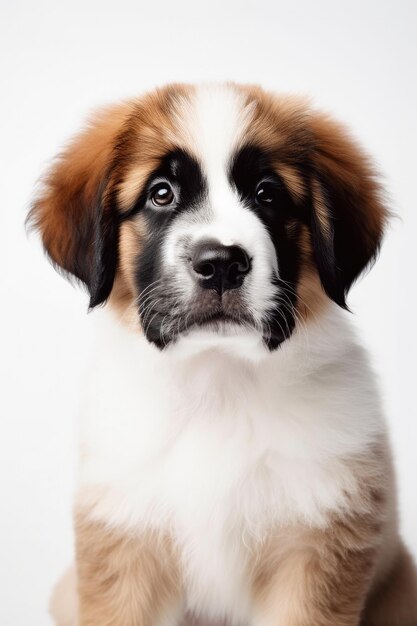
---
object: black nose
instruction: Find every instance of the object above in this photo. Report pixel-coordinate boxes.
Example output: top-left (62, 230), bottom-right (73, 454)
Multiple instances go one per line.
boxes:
top-left (191, 241), bottom-right (251, 294)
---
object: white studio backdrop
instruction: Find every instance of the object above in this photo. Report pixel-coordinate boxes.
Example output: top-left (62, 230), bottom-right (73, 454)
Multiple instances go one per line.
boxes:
top-left (1, 0), bottom-right (416, 624)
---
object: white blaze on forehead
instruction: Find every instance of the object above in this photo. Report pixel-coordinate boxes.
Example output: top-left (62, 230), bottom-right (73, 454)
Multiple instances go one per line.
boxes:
top-left (179, 83), bottom-right (255, 179)
top-left (175, 84), bottom-right (258, 250)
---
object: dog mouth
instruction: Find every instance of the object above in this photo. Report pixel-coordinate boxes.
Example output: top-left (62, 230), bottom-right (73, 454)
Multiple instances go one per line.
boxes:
top-left (170, 309), bottom-right (260, 348)
top-left (175, 307), bottom-right (293, 351)
top-left (186, 311), bottom-right (251, 331)
top-left (139, 289), bottom-right (293, 351)
top-left (142, 304), bottom-right (257, 348)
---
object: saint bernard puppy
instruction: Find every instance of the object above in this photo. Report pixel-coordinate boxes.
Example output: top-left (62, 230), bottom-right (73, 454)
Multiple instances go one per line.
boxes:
top-left (30, 83), bottom-right (417, 626)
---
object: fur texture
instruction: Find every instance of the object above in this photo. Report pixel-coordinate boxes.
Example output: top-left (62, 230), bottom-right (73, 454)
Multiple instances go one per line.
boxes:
top-left (30, 83), bottom-right (416, 626)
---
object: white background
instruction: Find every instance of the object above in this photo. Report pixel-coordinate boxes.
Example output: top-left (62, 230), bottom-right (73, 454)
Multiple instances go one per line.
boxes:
top-left (1, 0), bottom-right (416, 624)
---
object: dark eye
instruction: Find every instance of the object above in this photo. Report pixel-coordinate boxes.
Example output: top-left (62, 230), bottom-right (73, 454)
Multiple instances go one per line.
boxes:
top-left (151, 182), bottom-right (175, 207)
top-left (255, 181), bottom-right (279, 207)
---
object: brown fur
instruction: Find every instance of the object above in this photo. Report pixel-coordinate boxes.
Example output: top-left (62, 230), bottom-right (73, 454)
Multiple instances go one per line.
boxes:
top-left (309, 110), bottom-right (386, 250)
top-left (250, 443), bottom-right (417, 626)
top-left (362, 544), bottom-right (417, 626)
top-left (107, 219), bottom-right (147, 324)
top-left (252, 523), bottom-right (377, 626)
top-left (109, 83), bottom-right (194, 213)
top-left (29, 101), bottom-right (133, 277)
top-left (311, 176), bottom-right (332, 239)
top-left (75, 510), bottom-right (181, 626)
top-left (276, 163), bottom-right (307, 203)
top-left (293, 223), bottom-right (329, 323)
top-left (251, 516), bottom-right (380, 622)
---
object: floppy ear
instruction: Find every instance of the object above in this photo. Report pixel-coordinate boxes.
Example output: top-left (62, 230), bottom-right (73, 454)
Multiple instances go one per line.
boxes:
top-left (28, 103), bottom-right (131, 308)
top-left (309, 114), bottom-right (389, 308)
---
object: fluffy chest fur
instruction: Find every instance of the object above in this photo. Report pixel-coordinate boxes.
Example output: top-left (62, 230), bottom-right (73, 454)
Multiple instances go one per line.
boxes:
top-left (78, 307), bottom-right (383, 621)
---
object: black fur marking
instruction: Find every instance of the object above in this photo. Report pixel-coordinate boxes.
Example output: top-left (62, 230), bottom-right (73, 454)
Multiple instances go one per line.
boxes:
top-left (85, 176), bottom-right (120, 309)
top-left (124, 149), bottom-right (208, 220)
top-left (230, 145), bottom-right (303, 349)
top-left (134, 150), bottom-right (208, 344)
top-left (308, 176), bottom-right (346, 309)
top-left (309, 172), bottom-right (381, 310)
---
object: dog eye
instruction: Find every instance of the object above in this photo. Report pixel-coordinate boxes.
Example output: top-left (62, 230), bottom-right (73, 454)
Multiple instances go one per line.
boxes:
top-left (255, 181), bottom-right (280, 207)
top-left (151, 182), bottom-right (175, 207)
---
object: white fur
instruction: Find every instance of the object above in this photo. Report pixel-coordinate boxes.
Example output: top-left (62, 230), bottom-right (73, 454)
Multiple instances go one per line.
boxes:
top-left (78, 304), bottom-right (385, 624)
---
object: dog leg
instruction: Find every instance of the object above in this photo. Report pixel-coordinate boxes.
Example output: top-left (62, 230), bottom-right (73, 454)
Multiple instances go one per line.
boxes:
top-left (251, 516), bottom-right (381, 626)
top-left (75, 511), bottom-right (182, 626)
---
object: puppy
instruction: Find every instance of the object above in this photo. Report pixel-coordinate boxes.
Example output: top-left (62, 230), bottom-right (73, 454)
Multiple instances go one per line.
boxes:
top-left (30, 83), bottom-right (417, 626)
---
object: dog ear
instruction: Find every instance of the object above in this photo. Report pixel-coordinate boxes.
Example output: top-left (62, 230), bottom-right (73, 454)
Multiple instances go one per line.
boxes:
top-left (308, 114), bottom-right (389, 308)
top-left (28, 103), bottom-right (131, 308)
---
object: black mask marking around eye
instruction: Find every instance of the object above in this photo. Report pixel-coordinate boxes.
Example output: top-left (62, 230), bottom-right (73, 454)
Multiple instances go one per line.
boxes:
top-left (131, 150), bottom-right (208, 345)
top-left (230, 145), bottom-right (305, 349)
top-left (121, 149), bottom-right (207, 220)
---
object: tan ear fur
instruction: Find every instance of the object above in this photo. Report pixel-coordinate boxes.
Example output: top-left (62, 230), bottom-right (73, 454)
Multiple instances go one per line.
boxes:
top-left (28, 102), bottom-right (133, 306)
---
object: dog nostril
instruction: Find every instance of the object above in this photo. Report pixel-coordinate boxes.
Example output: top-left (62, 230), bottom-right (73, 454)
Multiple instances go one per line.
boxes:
top-left (227, 261), bottom-right (245, 284)
top-left (230, 254), bottom-right (250, 275)
top-left (196, 261), bottom-right (216, 279)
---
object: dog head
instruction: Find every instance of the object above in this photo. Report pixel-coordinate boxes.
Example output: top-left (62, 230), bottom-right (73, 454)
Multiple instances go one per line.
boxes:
top-left (29, 83), bottom-right (388, 352)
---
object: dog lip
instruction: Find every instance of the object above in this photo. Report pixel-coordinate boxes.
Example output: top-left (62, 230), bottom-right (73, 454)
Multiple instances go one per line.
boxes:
top-left (192, 311), bottom-right (244, 326)
top-left (182, 311), bottom-right (256, 335)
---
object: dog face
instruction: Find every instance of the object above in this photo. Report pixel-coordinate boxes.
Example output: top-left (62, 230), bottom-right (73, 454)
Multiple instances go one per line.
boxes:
top-left (132, 145), bottom-right (283, 350)
top-left (30, 83), bottom-right (388, 351)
